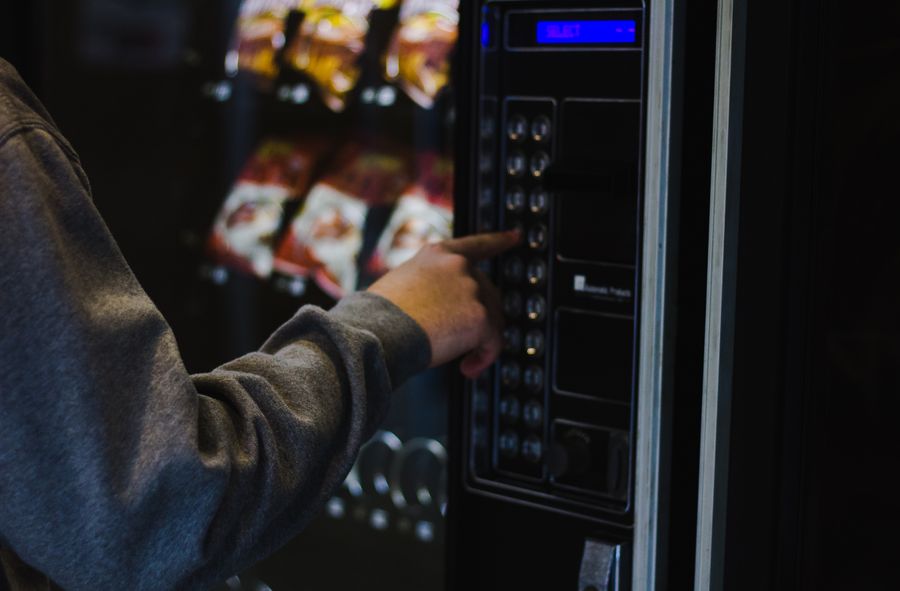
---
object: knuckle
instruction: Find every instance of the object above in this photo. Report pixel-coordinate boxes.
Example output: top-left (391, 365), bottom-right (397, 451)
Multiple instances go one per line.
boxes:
top-left (445, 252), bottom-right (469, 272)
top-left (472, 302), bottom-right (489, 325)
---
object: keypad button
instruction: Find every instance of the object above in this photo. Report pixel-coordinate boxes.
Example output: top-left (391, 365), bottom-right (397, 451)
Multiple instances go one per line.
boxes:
top-left (526, 259), bottom-right (547, 286)
top-left (500, 361), bottom-right (521, 389)
top-left (503, 326), bottom-right (523, 353)
top-left (507, 115), bottom-right (527, 142)
top-left (521, 435), bottom-right (543, 463)
top-left (506, 151), bottom-right (526, 177)
top-left (499, 395), bottom-right (521, 424)
top-left (498, 430), bottom-right (520, 458)
top-left (525, 294), bottom-right (546, 322)
top-left (530, 151), bottom-right (551, 178)
top-left (503, 292), bottom-right (523, 318)
top-left (522, 400), bottom-right (544, 429)
top-left (503, 256), bottom-right (524, 284)
top-left (527, 224), bottom-right (548, 250)
top-left (524, 329), bottom-right (545, 357)
top-left (528, 188), bottom-right (549, 215)
top-left (504, 186), bottom-right (525, 213)
top-left (523, 365), bottom-right (544, 393)
top-left (531, 115), bottom-right (552, 143)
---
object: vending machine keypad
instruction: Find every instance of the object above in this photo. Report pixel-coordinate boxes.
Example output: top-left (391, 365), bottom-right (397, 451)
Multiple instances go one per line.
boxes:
top-left (466, 1), bottom-right (646, 526)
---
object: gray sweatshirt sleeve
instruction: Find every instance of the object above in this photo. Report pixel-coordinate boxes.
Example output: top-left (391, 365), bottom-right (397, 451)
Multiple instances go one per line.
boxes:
top-left (0, 123), bottom-right (431, 588)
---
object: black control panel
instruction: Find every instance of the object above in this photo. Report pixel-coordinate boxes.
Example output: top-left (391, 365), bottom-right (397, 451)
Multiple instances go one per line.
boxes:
top-left (465, 0), bottom-right (646, 526)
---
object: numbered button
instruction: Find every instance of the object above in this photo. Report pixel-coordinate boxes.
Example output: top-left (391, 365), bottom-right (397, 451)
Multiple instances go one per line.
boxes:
top-left (522, 400), bottom-right (544, 429)
top-left (526, 259), bottom-right (547, 286)
top-left (524, 329), bottom-right (545, 357)
top-left (506, 151), bottom-right (526, 177)
top-left (498, 430), bottom-right (520, 458)
top-left (507, 115), bottom-right (527, 142)
top-left (503, 326), bottom-right (523, 353)
top-left (527, 224), bottom-right (548, 251)
top-left (531, 115), bottom-right (552, 143)
top-left (503, 292), bottom-right (523, 318)
top-left (530, 151), bottom-right (551, 178)
top-left (505, 186), bottom-right (526, 213)
top-left (528, 188), bottom-right (549, 215)
top-left (499, 395), bottom-right (521, 425)
top-left (523, 365), bottom-right (544, 393)
top-left (521, 435), bottom-right (543, 463)
top-left (525, 294), bottom-right (546, 322)
top-left (503, 256), bottom-right (524, 284)
top-left (500, 361), bottom-right (521, 389)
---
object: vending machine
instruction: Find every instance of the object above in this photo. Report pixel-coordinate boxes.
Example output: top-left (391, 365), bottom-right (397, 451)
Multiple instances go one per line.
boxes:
top-left (447, 1), bottom-right (715, 589)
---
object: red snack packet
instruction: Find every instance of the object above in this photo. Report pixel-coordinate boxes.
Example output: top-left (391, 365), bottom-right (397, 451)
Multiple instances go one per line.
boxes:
top-left (206, 137), bottom-right (330, 277)
top-left (383, 0), bottom-right (459, 108)
top-left (227, 0), bottom-right (296, 85)
top-left (366, 152), bottom-right (453, 276)
top-left (274, 141), bottom-right (411, 297)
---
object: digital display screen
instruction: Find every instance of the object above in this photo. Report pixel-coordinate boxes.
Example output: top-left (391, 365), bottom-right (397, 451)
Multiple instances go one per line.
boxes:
top-left (537, 20), bottom-right (637, 44)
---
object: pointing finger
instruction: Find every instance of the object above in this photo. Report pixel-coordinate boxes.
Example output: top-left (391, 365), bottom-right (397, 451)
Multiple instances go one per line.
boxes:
top-left (442, 230), bottom-right (520, 261)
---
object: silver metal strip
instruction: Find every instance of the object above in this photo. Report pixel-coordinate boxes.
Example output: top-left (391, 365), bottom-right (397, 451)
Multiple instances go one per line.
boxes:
top-left (633, 0), bottom-right (677, 588)
top-left (694, 0), bottom-right (747, 588)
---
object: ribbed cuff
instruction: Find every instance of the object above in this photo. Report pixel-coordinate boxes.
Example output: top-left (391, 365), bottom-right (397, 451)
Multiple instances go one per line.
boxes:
top-left (328, 291), bottom-right (432, 388)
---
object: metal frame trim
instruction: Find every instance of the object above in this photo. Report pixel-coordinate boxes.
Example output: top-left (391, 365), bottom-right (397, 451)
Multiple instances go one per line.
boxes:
top-left (694, 0), bottom-right (747, 588)
top-left (633, 0), bottom-right (677, 588)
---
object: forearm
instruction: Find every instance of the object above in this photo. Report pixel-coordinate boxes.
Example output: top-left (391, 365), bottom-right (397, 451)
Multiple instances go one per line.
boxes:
top-left (0, 125), bottom-right (430, 589)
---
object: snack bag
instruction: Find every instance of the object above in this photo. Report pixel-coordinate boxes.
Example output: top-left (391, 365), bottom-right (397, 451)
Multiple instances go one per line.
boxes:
top-left (206, 137), bottom-right (329, 277)
top-left (274, 141), bottom-right (410, 297)
top-left (228, 0), bottom-right (296, 84)
top-left (384, 0), bottom-right (458, 108)
top-left (283, 0), bottom-right (396, 111)
top-left (366, 152), bottom-right (453, 276)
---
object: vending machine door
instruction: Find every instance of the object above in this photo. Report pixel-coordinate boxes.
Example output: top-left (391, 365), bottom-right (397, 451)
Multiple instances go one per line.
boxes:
top-left (449, 0), bottom-right (714, 588)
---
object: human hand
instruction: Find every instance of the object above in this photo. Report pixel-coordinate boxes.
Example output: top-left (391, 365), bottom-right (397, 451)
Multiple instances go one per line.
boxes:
top-left (367, 231), bottom-right (520, 378)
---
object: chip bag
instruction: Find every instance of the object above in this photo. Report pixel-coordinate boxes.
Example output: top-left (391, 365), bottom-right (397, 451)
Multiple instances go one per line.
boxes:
top-left (274, 141), bottom-right (410, 297)
top-left (384, 0), bottom-right (458, 108)
top-left (206, 137), bottom-right (329, 277)
top-left (284, 0), bottom-right (396, 111)
top-left (228, 0), bottom-right (296, 84)
top-left (366, 151), bottom-right (453, 277)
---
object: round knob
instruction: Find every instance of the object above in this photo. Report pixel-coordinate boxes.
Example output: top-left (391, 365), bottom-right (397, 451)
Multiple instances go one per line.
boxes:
top-left (504, 292), bottom-right (523, 318)
top-left (499, 395), bottom-right (521, 425)
top-left (507, 151), bottom-right (526, 177)
top-left (358, 430), bottom-right (402, 497)
top-left (503, 326), bottom-right (523, 353)
top-left (503, 256), bottom-right (525, 284)
top-left (505, 186), bottom-right (526, 213)
top-left (529, 188), bottom-right (549, 215)
top-left (507, 115), bottom-right (527, 142)
top-left (498, 429), bottom-right (520, 459)
top-left (500, 361), bottom-right (521, 390)
top-left (389, 438), bottom-right (447, 512)
top-left (531, 115), bottom-right (552, 143)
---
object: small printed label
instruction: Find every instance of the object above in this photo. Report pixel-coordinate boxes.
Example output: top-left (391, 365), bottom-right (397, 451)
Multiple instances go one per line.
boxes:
top-left (573, 274), bottom-right (632, 301)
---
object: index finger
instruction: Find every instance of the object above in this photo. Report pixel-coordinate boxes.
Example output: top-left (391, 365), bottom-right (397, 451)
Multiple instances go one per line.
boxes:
top-left (442, 230), bottom-right (521, 261)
